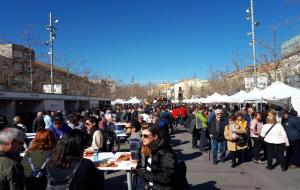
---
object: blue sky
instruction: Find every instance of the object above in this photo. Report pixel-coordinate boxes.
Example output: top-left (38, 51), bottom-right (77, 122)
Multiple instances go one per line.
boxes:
top-left (1, 0), bottom-right (300, 84)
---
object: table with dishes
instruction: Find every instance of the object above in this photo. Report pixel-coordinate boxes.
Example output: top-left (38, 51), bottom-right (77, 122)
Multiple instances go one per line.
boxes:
top-left (84, 151), bottom-right (137, 190)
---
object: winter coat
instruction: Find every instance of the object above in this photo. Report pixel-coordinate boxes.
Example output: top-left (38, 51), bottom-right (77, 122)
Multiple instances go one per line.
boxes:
top-left (282, 117), bottom-right (300, 141)
top-left (47, 158), bottom-right (105, 190)
top-left (47, 123), bottom-right (71, 140)
top-left (195, 112), bottom-right (208, 129)
top-left (261, 123), bottom-right (289, 146)
top-left (136, 139), bottom-right (180, 190)
top-left (0, 152), bottom-right (25, 190)
top-left (208, 118), bottom-right (227, 141)
top-left (236, 119), bottom-right (247, 129)
top-left (21, 149), bottom-right (53, 177)
top-left (32, 117), bottom-right (45, 132)
top-left (188, 115), bottom-right (196, 134)
top-left (224, 123), bottom-right (247, 151)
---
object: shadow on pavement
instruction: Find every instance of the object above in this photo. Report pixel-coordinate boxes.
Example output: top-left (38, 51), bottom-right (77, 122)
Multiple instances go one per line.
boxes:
top-left (173, 128), bottom-right (188, 135)
top-left (175, 149), bottom-right (203, 161)
top-left (191, 181), bottom-right (220, 190)
top-left (171, 139), bottom-right (190, 147)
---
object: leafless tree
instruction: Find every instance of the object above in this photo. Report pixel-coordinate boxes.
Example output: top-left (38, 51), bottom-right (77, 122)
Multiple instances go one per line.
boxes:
top-left (21, 26), bottom-right (41, 91)
top-left (257, 27), bottom-right (283, 82)
top-left (56, 55), bottom-right (82, 95)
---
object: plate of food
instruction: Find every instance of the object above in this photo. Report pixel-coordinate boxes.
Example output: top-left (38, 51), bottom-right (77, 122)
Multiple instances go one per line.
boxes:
top-left (97, 161), bottom-right (118, 167)
top-left (116, 153), bottom-right (131, 162)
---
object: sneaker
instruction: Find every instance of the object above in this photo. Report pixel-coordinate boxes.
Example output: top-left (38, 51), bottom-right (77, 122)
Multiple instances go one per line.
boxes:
top-left (288, 164), bottom-right (299, 169)
top-left (257, 160), bottom-right (265, 164)
top-left (231, 163), bottom-right (237, 168)
top-left (253, 159), bottom-right (259, 164)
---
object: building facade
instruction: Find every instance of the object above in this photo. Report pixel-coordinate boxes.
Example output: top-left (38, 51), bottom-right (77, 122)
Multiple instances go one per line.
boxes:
top-left (0, 44), bottom-right (115, 98)
top-left (0, 44), bottom-right (35, 91)
top-left (173, 79), bottom-right (208, 101)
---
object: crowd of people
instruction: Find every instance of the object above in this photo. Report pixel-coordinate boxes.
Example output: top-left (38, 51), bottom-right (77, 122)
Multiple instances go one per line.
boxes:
top-left (186, 104), bottom-right (300, 171)
top-left (0, 102), bottom-right (299, 190)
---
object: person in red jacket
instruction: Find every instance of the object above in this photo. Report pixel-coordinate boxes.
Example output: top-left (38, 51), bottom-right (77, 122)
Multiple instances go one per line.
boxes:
top-left (180, 105), bottom-right (188, 123)
top-left (172, 106), bottom-right (180, 128)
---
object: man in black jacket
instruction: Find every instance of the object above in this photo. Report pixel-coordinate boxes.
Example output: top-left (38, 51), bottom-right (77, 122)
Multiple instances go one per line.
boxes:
top-left (0, 128), bottom-right (26, 190)
top-left (32, 112), bottom-right (45, 132)
top-left (208, 109), bottom-right (228, 165)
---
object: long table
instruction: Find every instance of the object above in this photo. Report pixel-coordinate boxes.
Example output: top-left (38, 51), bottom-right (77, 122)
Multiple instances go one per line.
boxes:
top-left (85, 152), bottom-right (137, 190)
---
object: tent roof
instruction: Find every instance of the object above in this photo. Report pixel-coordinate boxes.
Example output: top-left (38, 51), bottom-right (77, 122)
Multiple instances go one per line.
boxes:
top-left (261, 81), bottom-right (300, 100)
top-left (243, 88), bottom-right (263, 101)
top-left (229, 90), bottom-right (248, 103)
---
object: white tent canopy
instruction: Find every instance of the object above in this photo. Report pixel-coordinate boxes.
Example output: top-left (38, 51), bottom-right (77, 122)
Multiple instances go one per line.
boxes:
top-left (229, 90), bottom-right (248, 103)
top-left (111, 98), bottom-right (126, 105)
top-left (242, 88), bottom-right (263, 102)
top-left (261, 81), bottom-right (300, 100)
top-left (204, 92), bottom-right (230, 103)
top-left (126, 97), bottom-right (141, 104)
top-left (261, 81), bottom-right (300, 114)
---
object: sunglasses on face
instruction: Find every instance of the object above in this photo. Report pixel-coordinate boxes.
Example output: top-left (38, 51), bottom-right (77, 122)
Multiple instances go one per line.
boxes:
top-left (217, 113), bottom-right (222, 115)
top-left (85, 123), bottom-right (92, 126)
top-left (140, 134), bottom-right (152, 139)
top-left (54, 123), bottom-right (62, 125)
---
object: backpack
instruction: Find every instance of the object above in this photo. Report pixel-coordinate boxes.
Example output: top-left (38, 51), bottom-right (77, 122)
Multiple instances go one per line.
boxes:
top-left (25, 156), bottom-right (50, 190)
top-left (46, 160), bottom-right (82, 190)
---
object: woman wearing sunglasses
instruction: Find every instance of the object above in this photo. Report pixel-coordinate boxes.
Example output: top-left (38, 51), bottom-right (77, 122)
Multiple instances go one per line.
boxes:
top-left (135, 126), bottom-right (181, 190)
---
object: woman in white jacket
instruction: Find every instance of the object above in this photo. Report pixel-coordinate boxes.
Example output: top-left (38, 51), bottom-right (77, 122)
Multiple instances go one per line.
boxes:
top-left (261, 110), bottom-right (289, 171)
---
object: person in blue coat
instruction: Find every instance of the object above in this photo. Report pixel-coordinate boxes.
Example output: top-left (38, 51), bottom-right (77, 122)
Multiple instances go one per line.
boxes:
top-left (48, 115), bottom-right (71, 140)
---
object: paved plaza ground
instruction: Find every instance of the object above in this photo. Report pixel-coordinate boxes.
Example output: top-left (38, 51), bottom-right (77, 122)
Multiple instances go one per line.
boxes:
top-left (105, 127), bottom-right (300, 190)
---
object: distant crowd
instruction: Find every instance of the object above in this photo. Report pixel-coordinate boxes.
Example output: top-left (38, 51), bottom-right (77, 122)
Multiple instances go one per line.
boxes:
top-left (0, 102), bottom-right (299, 190)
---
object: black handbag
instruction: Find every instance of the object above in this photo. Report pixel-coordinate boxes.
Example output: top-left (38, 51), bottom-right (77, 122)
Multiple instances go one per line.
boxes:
top-left (236, 134), bottom-right (247, 147)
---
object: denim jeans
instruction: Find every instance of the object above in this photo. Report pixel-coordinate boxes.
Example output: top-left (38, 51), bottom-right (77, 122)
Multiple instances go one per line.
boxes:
top-left (199, 128), bottom-right (207, 149)
top-left (211, 139), bottom-right (226, 162)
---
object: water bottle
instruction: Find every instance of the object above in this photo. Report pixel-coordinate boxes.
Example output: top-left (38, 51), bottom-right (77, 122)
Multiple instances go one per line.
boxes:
top-left (106, 139), bottom-right (111, 152)
top-left (93, 147), bottom-right (99, 162)
top-left (130, 139), bottom-right (140, 160)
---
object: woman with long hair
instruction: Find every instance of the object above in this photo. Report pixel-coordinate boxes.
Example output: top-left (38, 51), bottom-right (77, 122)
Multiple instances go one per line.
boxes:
top-left (135, 126), bottom-right (187, 190)
top-left (261, 111), bottom-right (289, 171)
top-left (21, 129), bottom-right (57, 189)
top-left (47, 129), bottom-right (105, 190)
top-left (250, 112), bottom-right (265, 164)
top-left (84, 116), bottom-right (104, 151)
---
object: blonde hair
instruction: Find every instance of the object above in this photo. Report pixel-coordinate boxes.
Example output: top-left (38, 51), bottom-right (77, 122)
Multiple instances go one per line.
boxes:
top-left (141, 145), bottom-right (151, 157)
top-left (267, 110), bottom-right (277, 124)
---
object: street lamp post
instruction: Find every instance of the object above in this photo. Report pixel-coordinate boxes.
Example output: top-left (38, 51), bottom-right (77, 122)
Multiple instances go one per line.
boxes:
top-left (45, 12), bottom-right (58, 93)
top-left (246, 0), bottom-right (259, 88)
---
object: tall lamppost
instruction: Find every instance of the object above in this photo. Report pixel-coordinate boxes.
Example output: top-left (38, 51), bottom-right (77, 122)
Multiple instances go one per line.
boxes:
top-left (246, 0), bottom-right (260, 88)
top-left (45, 12), bottom-right (59, 93)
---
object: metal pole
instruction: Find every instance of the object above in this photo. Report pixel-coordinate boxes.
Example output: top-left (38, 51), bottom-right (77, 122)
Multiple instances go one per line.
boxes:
top-left (49, 12), bottom-right (54, 93)
top-left (250, 0), bottom-right (257, 88)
